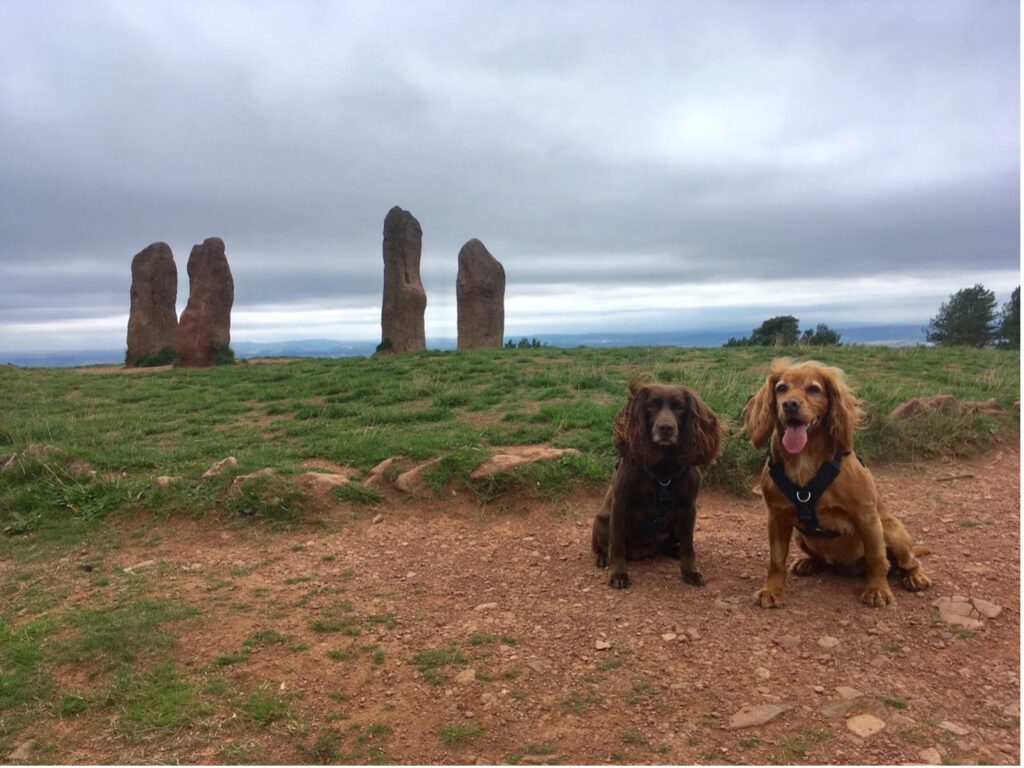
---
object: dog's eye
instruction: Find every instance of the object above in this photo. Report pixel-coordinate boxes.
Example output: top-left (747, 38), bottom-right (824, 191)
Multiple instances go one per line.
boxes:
top-left (806, 384), bottom-right (821, 394)
top-left (774, 383), bottom-right (788, 394)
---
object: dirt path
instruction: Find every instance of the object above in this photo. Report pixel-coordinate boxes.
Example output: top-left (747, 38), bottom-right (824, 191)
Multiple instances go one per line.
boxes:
top-left (50, 442), bottom-right (1019, 764)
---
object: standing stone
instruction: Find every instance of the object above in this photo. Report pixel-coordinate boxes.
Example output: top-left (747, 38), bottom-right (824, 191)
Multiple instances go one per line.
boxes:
top-left (174, 237), bottom-right (234, 367)
top-left (456, 239), bottom-right (505, 350)
top-left (125, 242), bottom-right (177, 366)
top-left (380, 206), bottom-right (426, 353)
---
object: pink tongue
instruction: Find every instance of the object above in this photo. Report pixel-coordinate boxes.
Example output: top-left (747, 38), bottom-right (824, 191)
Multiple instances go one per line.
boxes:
top-left (782, 424), bottom-right (808, 454)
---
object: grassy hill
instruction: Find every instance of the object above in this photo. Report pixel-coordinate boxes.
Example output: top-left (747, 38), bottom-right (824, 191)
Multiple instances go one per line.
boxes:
top-left (0, 344), bottom-right (1018, 763)
top-left (0, 344), bottom-right (1017, 548)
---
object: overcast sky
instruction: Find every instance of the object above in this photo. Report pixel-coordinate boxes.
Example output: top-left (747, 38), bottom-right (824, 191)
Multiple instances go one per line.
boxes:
top-left (0, 0), bottom-right (1019, 351)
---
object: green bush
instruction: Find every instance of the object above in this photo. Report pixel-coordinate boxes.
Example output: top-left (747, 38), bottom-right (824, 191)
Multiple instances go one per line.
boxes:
top-left (209, 345), bottom-right (236, 366)
top-left (129, 346), bottom-right (177, 367)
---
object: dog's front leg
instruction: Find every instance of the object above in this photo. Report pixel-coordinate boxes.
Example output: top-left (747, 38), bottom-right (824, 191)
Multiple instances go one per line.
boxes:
top-left (607, 494), bottom-right (630, 589)
top-left (591, 485), bottom-right (614, 568)
top-left (754, 513), bottom-right (793, 608)
top-left (853, 509), bottom-right (895, 607)
top-left (677, 497), bottom-right (705, 586)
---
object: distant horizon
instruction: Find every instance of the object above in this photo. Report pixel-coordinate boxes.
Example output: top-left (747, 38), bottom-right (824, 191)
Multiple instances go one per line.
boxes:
top-left (0, 321), bottom-right (931, 367)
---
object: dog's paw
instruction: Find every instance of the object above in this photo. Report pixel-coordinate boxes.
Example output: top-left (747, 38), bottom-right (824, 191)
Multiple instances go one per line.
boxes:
top-left (901, 570), bottom-right (931, 592)
top-left (790, 557), bottom-right (821, 577)
top-left (609, 572), bottom-right (630, 589)
top-left (594, 553), bottom-right (608, 569)
top-left (754, 586), bottom-right (784, 608)
top-left (860, 585), bottom-right (895, 608)
top-left (682, 570), bottom-right (706, 587)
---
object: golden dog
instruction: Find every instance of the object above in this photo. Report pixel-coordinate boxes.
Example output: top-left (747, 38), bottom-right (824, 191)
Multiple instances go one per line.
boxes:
top-left (743, 359), bottom-right (931, 608)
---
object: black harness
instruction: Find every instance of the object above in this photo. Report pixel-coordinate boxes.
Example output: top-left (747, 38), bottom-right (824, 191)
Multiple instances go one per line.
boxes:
top-left (767, 449), bottom-right (849, 539)
top-left (630, 458), bottom-right (688, 537)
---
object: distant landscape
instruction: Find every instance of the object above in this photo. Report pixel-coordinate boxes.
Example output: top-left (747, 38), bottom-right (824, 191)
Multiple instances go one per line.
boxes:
top-left (0, 323), bottom-right (926, 367)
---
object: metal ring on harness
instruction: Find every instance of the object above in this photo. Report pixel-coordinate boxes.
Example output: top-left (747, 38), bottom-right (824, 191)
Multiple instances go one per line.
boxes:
top-left (658, 479), bottom-right (672, 487)
top-left (795, 490), bottom-right (812, 503)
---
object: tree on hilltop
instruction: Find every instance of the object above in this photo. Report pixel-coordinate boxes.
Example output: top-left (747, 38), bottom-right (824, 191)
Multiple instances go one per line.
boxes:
top-left (749, 315), bottom-right (800, 346)
top-left (925, 284), bottom-right (998, 347)
top-left (724, 315), bottom-right (840, 347)
top-left (997, 286), bottom-right (1020, 350)
top-left (800, 323), bottom-right (842, 346)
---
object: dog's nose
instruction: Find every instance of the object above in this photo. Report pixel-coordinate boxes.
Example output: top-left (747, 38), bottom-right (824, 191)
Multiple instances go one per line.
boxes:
top-left (782, 398), bottom-right (801, 414)
top-left (657, 423), bottom-right (676, 437)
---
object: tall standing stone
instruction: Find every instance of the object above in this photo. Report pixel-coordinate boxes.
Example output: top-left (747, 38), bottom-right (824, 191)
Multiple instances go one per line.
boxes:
top-left (456, 239), bottom-right (505, 350)
top-left (380, 206), bottom-right (426, 352)
top-left (174, 237), bottom-right (234, 367)
top-left (125, 242), bottom-right (178, 366)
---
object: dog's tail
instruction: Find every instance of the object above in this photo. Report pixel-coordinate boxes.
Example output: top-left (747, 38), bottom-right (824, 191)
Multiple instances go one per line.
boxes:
top-left (912, 544), bottom-right (931, 557)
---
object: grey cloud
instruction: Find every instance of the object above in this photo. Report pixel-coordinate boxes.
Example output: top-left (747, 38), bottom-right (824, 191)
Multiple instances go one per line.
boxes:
top-left (0, 0), bottom-right (1018, 349)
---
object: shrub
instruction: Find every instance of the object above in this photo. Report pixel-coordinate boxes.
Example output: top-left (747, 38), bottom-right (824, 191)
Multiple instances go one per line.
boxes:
top-left (209, 345), bottom-right (236, 366)
top-left (129, 346), bottom-right (177, 367)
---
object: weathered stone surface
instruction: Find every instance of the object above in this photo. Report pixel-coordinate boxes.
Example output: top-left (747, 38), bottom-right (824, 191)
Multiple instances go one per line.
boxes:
top-left (1, 444), bottom-right (58, 473)
top-left (938, 720), bottom-right (972, 736)
top-left (932, 596), bottom-right (987, 629)
top-left (962, 397), bottom-right (1005, 415)
top-left (970, 597), bottom-right (1003, 619)
top-left (300, 471), bottom-right (352, 488)
top-left (394, 457), bottom-right (442, 493)
top-left (846, 713), bottom-right (886, 738)
top-left (456, 239), bottom-right (505, 350)
top-left (8, 740), bottom-right (34, 762)
top-left (175, 237), bottom-right (234, 367)
top-left (469, 446), bottom-right (580, 479)
top-left (773, 635), bottom-right (801, 651)
top-left (890, 394), bottom-right (1005, 419)
top-left (889, 394), bottom-right (961, 420)
top-left (726, 704), bottom-right (791, 729)
top-left (126, 242), bottom-right (178, 366)
top-left (380, 206), bottom-right (426, 353)
top-left (363, 457), bottom-right (399, 488)
top-left (202, 456), bottom-right (238, 478)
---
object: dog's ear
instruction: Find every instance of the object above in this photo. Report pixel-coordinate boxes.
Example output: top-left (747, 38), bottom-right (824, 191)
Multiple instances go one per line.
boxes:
top-left (628, 371), bottom-right (655, 397)
top-left (742, 358), bottom-right (789, 448)
top-left (820, 365), bottom-right (862, 452)
top-left (680, 389), bottom-right (724, 466)
top-left (613, 383), bottom-right (653, 464)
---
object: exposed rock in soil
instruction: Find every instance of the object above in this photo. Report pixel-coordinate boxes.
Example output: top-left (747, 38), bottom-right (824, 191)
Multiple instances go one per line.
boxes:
top-left (846, 714), bottom-right (886, 738)
top-left (470, 446), bottom-right (580, 479)
top-left (932, 595), bottom-right (1000, 629)
top-left (726, 704), bottom-right (791, 729)
top-left (364, 457), bottom-right (399, 487)
top-left (889, 394), bottom-right (1006, 419)
top-left (395, 457), bottom-right (443, 493)
top-left (202, 456), bottom-right (238, 478)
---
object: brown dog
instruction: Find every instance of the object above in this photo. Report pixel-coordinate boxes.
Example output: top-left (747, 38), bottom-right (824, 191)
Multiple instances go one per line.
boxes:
top-left (592, 378), bottom-right (723, 589)
top-left (743, 358), bottom-right (931, 608)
